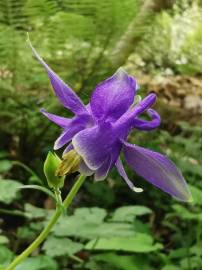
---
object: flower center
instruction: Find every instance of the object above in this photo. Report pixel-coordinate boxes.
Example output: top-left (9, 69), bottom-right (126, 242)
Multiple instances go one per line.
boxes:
top-left (56, 150), bottom-right (81, 176)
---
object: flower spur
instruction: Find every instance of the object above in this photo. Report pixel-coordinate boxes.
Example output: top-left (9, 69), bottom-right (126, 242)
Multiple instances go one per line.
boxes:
top-left (29, 41), bottom-right (192, 202)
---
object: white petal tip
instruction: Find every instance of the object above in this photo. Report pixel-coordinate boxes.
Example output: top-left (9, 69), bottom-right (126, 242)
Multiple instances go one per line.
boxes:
top-left (132, 187), bottom-right (144, 193)
top-left (53, 142), bottom-right (59, 150)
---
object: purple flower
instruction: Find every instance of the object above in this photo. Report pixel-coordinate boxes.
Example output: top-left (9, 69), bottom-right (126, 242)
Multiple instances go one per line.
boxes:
top-left (29, 41), bottom-right (192, 202)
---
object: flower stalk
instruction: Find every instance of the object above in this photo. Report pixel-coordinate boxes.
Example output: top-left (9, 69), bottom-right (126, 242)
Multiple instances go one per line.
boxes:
top-left (5, 174), bottom-right (86, 270)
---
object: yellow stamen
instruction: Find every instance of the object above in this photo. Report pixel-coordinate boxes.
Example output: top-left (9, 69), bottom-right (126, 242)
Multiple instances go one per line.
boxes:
top-left (56, 150), bottom-right (81, 176)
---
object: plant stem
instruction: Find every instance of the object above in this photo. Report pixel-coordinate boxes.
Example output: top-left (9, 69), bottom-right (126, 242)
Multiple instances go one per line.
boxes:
top-left (5, 174), bottom-right (86, 270)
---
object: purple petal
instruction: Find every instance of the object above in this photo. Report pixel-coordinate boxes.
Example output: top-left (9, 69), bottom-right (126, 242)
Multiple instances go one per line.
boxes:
top-left (54, 130), bottom-right (76, 150)
top-left (115, 157), bottom-right (143, 192)
top-left (114, 93), bottom-right (157, 132)
top-left (63, 143), bottom-right (74, 155)
top-left (90, 68), bottom-right (137, 122)
top-left (123, 141), bottom-right (192, 202)
top-left (54, 115), bottom-right (91, 150)
top-left (72, 122), bottom-right (117, 170)
top-left (94, 156), bottom-right (112, 181)
top-left (40, 108), bottom-right (71, 128)
top-left (28, 40), bottom-right (87, 115)
top-left (79, 160), bottom-right (95, 176)
top-left (133, 109), bottom-right (161, 131)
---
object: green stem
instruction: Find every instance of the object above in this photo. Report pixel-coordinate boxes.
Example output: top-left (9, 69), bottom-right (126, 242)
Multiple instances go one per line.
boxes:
top-left (54, 188), bottom-right (63, 206)
top-left (5, 174), bottom-right (86, 270)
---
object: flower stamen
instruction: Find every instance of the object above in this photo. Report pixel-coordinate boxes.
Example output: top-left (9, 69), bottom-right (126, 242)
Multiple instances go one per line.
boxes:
top-left (56, 150), bottom-right (81, 176)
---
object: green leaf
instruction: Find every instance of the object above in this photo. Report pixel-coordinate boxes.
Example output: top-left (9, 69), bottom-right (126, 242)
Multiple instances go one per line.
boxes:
top-left (43, 237), bottom-right (83, 257)
top-left (0, 160), bottom-right (12, 173)
top-left (169, 248), bottom-right (188, 259)
top-left (171, 204), bottom-right (202, 221)
top-left (92, 253), bottom-right (153, 270)
top-left (15, 256), bottom-right (58, 270)
top-left (0, 179), bottom-right (21, 204)
top-left (53, 207), bottom-right (107, 238)
top-left (92, 223), bottom-right (136, 239)
top-left (53, 217), bottom-right (135, 239)
top-left (85, 234), bottom-right (163, 253)
top-left (111, 206), bottom-right (152, 222)
top-left (0, 245), bottom-right (14, 267)
top-left (162, 266), bottom-right (181, 270)
top-left (74, 207), bottom-right (107, 224)
top-left (189, 185), bottom-right (202, 206)
top-left (17, 226), bottom-right (37, 240)
top-left (0, 235), bottom-right (9, 244)
top-left (24, 203), bottom-right (53, 219)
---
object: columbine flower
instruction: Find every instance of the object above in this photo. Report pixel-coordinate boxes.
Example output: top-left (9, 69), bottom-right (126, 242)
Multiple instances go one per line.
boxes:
top-left (29, 41), bottom-right (192, 202)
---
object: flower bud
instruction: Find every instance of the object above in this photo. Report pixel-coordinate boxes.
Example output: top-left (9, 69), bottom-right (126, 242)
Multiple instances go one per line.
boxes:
top-left (44, 152), bottom-right (65, 189)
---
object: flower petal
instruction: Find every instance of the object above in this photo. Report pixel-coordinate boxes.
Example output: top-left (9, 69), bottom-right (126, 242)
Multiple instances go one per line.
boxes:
top-left (114, 93), bottom-right (157, 132)
top-left (123, 141), bottom-right (192, 202)
top-left (133, 109), bottom-right (161, 131)
top-left (54, 130), bottom-right (77, 150)
top-left (54, 115), bottom-right (90, 150)
top-left (90, 68), bottom-right (137, 121)
top-left (63, 143), bottom-right (74, 155)
top-left (40, 108), bottom-right (71, 128)
top-left (28, 40), bottom-right (87, 115)
top-left (72, 122), bottom-right (117, 170)
top-left (79, 160), bottom-right (95, 176)
top-left (115, 157), bottom-right (143, 192)
top-left (94, 156), bottom-right (112, 181)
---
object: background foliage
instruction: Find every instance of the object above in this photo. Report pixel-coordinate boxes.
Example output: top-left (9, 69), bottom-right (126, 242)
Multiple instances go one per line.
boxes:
top-left (0, 0), bottom-right (202, 269)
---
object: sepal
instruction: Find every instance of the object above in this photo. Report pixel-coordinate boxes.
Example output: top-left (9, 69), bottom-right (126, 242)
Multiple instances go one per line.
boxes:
top-left (44, 152), bottom-right (65, 189)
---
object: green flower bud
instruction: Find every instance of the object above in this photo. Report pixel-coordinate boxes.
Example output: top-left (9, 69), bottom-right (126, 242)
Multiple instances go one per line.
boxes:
top-left (44, 152), bottom-right (65, 189)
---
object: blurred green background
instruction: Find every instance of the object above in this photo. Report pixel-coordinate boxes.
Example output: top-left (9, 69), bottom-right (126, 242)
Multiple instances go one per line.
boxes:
top-left (0, 0), bottom-right (202, 269)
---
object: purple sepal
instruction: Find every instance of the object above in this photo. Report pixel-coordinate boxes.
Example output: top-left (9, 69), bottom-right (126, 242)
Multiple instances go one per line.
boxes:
top-left (123, 141), bottom-right (192, 202)
top-left (133, 109), bottom-right (161, 131)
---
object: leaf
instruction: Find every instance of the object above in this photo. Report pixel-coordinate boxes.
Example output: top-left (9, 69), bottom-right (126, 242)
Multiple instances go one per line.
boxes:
top-left (111, 206), bottom-right (152, 222)
top-left (74, 207), bottom-right (107, 224)
top-left (132, 220), bottom-right (150, 234)
top-left (171, 204), bottom-right (202, 221)
top-left (53, 207), bottom-right (151, 240)
top-left (85, 234), bottom-right (163, 253)
top-left (189, 185), bottom-right (202, 206)
top-left (0, 160), bottom-right (12, 173)
top-left (17, 226), bottom-right (37, 240)
top-left (169, 248), bottom-right (189, 259)
top-left (53, 216), bottom-right (135, 239)
top-left (43, 237), bottom-right (83, 257)
top-left (162, 266), bottom-right (181, 270)
top-left (24, 203), bottom-right (53, 219)
top-left (92, 253), bottom-right (153, 270)
top-left (93, 223), bottom-right (136, 238)
top-left (15, 256), bottom-right (58, 270)
top-left (0, 245), bottom-right (14, 267)
top-left (0, 179), bottom-right (21, 204)
top-left (0, 235), bottom-right (9, 244)
top-left (53, 207), bottom-right (107, 238)
top-left (190, 242), bottom-right (202, 256)
top-left (178, 159), bottom-right (202, 177)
